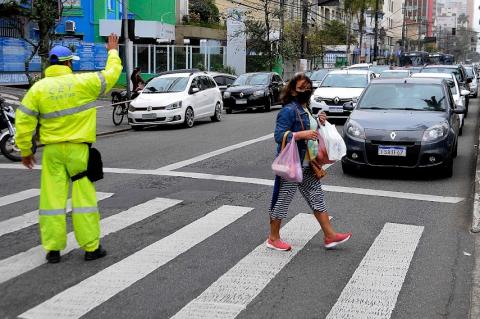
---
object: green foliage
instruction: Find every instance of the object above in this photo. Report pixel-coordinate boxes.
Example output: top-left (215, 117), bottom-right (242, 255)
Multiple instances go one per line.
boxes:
top-left (216, 65), bottom-right (236, 75)
top-left (189, 0), bottom-right (220, 24)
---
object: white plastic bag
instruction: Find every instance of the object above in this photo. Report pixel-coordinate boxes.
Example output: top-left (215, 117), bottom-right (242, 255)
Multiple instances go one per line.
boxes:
top-left (318, 121), bottom-right (347, 161)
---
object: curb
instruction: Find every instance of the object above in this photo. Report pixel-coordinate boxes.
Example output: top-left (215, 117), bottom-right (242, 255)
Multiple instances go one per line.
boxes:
top-left (97, 127), bottom-right (131, 137)
top-left (471, 106), bottom-right (480, 319)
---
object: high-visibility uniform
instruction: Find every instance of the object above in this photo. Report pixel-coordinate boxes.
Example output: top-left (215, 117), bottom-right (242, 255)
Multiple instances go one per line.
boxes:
top-left (15, 49), bottom-right (122, 252)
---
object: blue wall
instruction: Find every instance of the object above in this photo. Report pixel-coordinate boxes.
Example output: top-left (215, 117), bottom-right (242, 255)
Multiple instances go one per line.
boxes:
top-left (56, 0), bottom-right (96, 43)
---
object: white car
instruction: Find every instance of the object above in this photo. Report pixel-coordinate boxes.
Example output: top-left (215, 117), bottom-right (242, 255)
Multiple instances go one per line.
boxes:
top-left (379, 69), bottom-right (411, 78)
top-left (128, 71), bottom-right (223, 129)
top-left (412, 72), bottom-right (469, 135)
top-left (310, 70), bottom-right (375, 118)
top-left (347, 63), bottom-right (372, 71)
top-left (464, 65), bottom-right (478, 98)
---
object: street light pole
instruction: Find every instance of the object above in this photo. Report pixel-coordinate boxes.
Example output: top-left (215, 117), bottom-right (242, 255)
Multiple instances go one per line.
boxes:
top-left (300, 0), bottom-right (308, 59)
top-left (373, 0), bottom-right (379, 62)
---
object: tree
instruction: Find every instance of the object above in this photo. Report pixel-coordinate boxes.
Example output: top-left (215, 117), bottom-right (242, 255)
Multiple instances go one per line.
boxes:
top-left (457, 13), bottom-right (468, 27)
top-left (0, 0), bottom-right (66, 84)
top-left (189, 0), bottom-right (220, 24)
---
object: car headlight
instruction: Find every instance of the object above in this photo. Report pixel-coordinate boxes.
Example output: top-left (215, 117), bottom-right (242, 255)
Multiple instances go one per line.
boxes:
top-left (253, 90), bottom-right (265, 97)
top-left (128, 104), bottom-right (136, 112)
top-left (165, 101), bottom-right (182, 110)
top-left (422, 122), bottom-right (449, 143)
top-left (345, 120), bottom-right (366, 140)
top-left (223, 91), bottom-right (231, 98)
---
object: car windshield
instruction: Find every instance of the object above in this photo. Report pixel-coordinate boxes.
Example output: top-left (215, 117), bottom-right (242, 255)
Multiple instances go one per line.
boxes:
top-left (310, 69), bottom-right (329, 81)
top-left (371, 65), bottom-right (389, 74)
top-left (422, 67), bottom-right (462, 82)
top-left (143, 76), bottom-right (189, 93)
top-left (358, 83), bottom-right (447, 111)
top-left (233, 73), bottom-right (270, 86)
top-left (321, 74), bottom-right (368, 88)
top-left (379, 71), bottom-right (409, 78)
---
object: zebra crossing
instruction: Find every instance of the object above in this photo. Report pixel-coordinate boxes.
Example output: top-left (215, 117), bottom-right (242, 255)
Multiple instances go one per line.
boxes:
top-left (0, 188), bottom-right (425, 319)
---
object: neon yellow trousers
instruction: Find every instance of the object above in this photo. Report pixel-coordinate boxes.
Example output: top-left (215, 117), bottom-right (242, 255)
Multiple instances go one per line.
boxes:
top-left (39, 143), bottom-right (99, 252)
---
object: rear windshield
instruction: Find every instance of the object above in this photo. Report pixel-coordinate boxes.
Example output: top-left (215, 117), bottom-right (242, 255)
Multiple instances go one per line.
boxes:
top-left (358, 83), bottom-right (447, 111)
top-left (321, 74), bottom-right (368, 88)
top-left (379, 71), bottom-right (409, 78)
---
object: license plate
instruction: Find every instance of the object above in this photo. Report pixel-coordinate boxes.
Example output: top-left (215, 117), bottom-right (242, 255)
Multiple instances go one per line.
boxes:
top-left (142, 113), bottom-right (156, 119)
top-left (236, 99), bottom-right (247, 105)
top-left (378, 146), bottom-right (407, 157)
top-left (328, 106), bottom-right (343, 113)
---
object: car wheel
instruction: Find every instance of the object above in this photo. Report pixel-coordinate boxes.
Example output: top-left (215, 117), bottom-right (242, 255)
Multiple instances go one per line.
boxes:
top-left (263, 95), bottom-right (272, 112)
top-left (184, 107), bottom-right (195, 128)
top-left (211, 102), bottom-right (222, 122)
top-left (226, 108), bottom-right (233, 114)
top-left (341, 161), bottom-right (357, 175)
top-left (131, 125), bottom-right (143, 131)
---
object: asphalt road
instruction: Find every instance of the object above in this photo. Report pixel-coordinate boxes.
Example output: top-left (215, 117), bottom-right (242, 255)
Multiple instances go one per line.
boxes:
top-left (0, 96), bottom-right (479, 319)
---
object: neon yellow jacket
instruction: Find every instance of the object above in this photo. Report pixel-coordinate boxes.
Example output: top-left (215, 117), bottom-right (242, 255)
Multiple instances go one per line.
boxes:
top-left (15, 49), bottom-right (123, 157)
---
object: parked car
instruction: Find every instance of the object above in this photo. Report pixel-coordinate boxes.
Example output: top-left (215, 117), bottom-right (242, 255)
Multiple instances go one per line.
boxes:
top-left (127, 71), bottom-right (223, 129)
top-left (412, 72), bottom-right (470, 135)
top-left (420, 64), bottom-right (471, 115)
top-left (370, 65), bottom-right (390, 77)
top-left (310, 69), bottom-right (333, 88)
top-left (379, 69), bottom-right (411, 78)
top-left (463, 65), bottom-right (478, 98)
top-left (347, 63), bottom-right (372, 71)
top-left (223, 72), bottom-right (284, 113)
top-left (341, 77), bottom-right (465, 177)
top-left (310, 69), bottom-right (375, 118)
top-left (208, 72), bottom-right (237, 95)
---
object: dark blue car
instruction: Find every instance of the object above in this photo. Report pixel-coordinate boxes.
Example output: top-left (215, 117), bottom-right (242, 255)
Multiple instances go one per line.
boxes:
top-left (341, 77), bottom-right (466, 178)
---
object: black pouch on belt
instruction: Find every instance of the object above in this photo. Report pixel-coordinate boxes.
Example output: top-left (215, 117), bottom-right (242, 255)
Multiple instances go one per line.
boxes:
top-left (71, 144), bottom-right (104, 183)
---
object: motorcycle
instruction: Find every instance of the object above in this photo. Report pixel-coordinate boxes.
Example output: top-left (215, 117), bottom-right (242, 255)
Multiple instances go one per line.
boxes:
top-left (0, 97), bottom-right (37, 161)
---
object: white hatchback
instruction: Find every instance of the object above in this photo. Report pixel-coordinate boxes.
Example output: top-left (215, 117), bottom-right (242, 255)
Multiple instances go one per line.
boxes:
top-left (310, 69), bottom-right (375, 119)
top-left (128, 72), bottom-right (223, 129)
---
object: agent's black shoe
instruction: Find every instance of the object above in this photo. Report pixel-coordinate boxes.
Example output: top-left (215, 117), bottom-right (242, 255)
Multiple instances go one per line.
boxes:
top-left (46, 251), bottom-right (61, 263)
top-left (84, 246), bottom-right (107, 261)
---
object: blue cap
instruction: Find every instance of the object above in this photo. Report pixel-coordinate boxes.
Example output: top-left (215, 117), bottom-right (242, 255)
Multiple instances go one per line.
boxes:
top-left (48, 45), bottom-right (80, 63)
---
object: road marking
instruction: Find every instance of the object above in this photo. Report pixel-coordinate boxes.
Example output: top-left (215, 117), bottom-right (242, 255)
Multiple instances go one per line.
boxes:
top-left (0, 165), bottom-right (465, 203)
top-left (171, 213), bottom-right (319, 319)
top-left (18, 205), bottom-right (253, 319)
top-left (0, 93), bottom-right (20, 100)
top-left (326, 223), bottom-right (424, 319)
top-left (0, 189), bottom-right (40, 207)
top-left (156, 133), bottom-right (273, 171)
top-left (0, 192), bottom-right (113, 237)
top-left (0, 197), bottom-right (182, 285)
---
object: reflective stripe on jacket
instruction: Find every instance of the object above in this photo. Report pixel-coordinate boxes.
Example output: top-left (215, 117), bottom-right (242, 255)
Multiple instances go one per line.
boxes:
top-left (15, 49), bottom-right (123, 157)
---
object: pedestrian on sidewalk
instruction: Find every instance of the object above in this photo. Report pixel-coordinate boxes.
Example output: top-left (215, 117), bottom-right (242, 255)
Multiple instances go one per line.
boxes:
top-left (15, 33), bottom-right (123, 263)
top-left (267, 72), bottom-right (352, 251)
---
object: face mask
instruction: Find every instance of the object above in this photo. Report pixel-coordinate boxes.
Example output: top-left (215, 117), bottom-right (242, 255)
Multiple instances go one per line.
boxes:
top-left (296, 90), bottom-right (312, 103)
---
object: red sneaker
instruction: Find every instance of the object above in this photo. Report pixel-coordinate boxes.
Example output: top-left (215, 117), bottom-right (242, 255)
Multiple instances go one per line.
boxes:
top-left (324, 232), bottom-right (352, 249)
top-left (266, 238), bottom-right (292, 251)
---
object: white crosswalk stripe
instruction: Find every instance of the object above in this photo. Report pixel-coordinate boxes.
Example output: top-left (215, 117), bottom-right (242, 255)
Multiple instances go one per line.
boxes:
top-left (0, 192), bottom-right (114, 237)
top-left (0, 189), bottom-right (40, 208)
top-left (171, 213), bottom-right (321, 319)
top-left (326, 223), bottom-right (424, 319)
top-left (18, 205), bottom-right (253, 319)
top-left (0, 197), bottom-right (182, 285)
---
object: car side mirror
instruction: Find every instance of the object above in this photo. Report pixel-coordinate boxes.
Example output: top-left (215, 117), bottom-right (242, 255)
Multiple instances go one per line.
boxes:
top-left (226, 84), bottom-right (231, 88)
top-left (343, 101), bottom-right (355, 111)
top-left (453, 105), bottom-right (466, 114)
top-left (190, 87), bottom-right (200, 94)
top-left (467, 77), bottom-right (473, 83)
top-left (461, 89), bottom-right (470, 96)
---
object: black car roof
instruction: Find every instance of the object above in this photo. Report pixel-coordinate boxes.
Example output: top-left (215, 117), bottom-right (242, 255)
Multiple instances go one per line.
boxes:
top-left (371, 77), bottom-right (445, 84)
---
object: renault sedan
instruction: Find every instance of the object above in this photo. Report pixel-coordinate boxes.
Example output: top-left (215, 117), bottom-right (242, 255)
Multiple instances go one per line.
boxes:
top-left (341, 78), bottom-right (465, 177)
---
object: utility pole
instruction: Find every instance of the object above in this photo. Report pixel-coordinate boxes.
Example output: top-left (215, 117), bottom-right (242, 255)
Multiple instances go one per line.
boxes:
top-left (300, 0), bottom-right (308, 59)
top-left (279, 0), bottom-right (285, 64)
top-left (373, 0), bottom-right (379, 62)
top-left (122, 0), bottom-right (131, 97)
top-left (401, 3), bottom-right (406, 51)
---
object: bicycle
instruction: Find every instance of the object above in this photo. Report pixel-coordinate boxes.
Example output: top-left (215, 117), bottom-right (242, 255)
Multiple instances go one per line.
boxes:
top-left (111, 92), bottom-right (129, 126)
